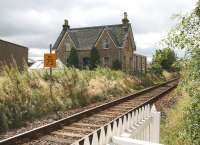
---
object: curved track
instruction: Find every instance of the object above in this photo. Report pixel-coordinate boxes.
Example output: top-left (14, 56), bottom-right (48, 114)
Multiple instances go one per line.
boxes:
top-left (0, 78), bottom-right (179, 145)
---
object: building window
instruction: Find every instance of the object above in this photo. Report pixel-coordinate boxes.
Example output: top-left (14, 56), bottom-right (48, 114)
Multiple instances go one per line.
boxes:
top-left (103, 39), bottom-right (109, 49)
top-left (65, 40), bottom-right (71, 50)
top-left (103, 57), bottom-right (110, 66)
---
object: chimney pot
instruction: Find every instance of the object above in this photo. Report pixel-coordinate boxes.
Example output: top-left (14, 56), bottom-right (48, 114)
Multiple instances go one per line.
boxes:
top-left (64, 19), bottom-right (68, 25)
top-left (63, 19), bottom-right (70, 30)
top-left (124, 12), bottom-right (128, 19)
top-left (122, 12), bottom-right (129, 31)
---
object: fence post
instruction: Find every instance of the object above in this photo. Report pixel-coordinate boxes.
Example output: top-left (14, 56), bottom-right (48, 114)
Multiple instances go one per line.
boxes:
top-left (83, 136), bottom-right (90, 145)
top-left (117, 118), bottom-right (123, 135)
top-left (106, 124), bottom-right (112, 144)
top-left (153, 111), bottom-right (161, 143)
top-left (146, 104), bottom-right (150, 141)
top-left (127, 113), bottom-right (132, 130)
top-left (151, 105), bottom-right (161, 143)
top-left (91, 132), bottom-right (98, 145)
top-left (99, 127), bottom-right (106, 145)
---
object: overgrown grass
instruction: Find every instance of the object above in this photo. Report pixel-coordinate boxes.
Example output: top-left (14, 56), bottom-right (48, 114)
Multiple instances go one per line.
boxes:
top-left (160, 88), bottom-right (194, 145)
top-left (0, 65), bottom-right (174, 133)
top-left (0, 66), bottom-right (153, 132)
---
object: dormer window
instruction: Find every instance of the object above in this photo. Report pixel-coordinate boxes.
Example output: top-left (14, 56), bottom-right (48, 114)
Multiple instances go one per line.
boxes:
top-left (103, 39), bottom-right (109, 49)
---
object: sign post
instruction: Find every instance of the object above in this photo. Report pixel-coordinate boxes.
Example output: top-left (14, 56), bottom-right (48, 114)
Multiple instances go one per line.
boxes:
top-left (44, 44), bottom-right (56, 98)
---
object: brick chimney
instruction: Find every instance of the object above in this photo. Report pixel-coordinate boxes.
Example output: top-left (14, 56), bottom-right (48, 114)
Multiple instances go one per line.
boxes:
top-left (63, 19), bottom-right (70, 31)
top-left (122, 12), bottom-right (129, 31)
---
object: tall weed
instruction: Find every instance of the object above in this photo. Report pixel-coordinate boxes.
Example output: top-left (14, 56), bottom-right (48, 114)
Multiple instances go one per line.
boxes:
top-left (0, 66), bottom-right (160, 132)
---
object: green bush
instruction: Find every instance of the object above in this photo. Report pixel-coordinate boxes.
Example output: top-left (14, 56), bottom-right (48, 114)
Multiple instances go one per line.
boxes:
top-left (0, 103), bottom-right (9, 132)
top-left (150, 63), bottom-right (163, 75)
top-left (90, 46), bottom-right (100, 69)
top-left (68, 47), bottom-right (79, 68)
top-left (112, 60), bottom-right (122, 70)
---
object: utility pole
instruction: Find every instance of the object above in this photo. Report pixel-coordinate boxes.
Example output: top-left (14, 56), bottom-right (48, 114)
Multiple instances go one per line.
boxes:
top-left (49, 44), bottom-right (53, 98)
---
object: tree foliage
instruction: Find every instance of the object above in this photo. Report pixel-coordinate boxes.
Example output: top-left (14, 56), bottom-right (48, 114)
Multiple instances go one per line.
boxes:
top-left (152, 48), bottom-right (177, 71)
top-left (90, 46), bottom-right (100, 69)
top-left (150, 63), bottom-right (162, 75)
top-left (68, 47), bottom-right (79, 68)
top-left (162, 1), bottom-right (200, 144)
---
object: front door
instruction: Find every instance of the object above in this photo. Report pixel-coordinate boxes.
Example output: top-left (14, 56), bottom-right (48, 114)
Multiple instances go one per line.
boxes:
top-left (83, 57), bottom-right (90, 68)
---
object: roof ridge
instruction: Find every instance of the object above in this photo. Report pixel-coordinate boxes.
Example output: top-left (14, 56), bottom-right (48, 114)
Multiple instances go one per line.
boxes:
top-left (0, 39), bottom-right (28, 49)
top-left (69, 24), bottom-right (123, 31)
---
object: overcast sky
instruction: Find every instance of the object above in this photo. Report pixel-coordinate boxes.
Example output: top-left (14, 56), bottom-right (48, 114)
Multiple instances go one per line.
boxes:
top-left (0, 0), bottom-right (197, 61)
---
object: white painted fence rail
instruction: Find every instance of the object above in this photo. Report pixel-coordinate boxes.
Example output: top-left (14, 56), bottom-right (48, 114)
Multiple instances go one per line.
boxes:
top-left (72, 104), bottom-right (163, 145)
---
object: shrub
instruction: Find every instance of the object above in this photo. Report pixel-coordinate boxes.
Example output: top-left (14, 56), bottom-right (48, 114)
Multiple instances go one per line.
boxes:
top-left (68, 47), bottom-right (79, 68)
top-left (90, 46), bottom-right (100, 69)
top-left (0, 103), bottom-right (9, 132)
top-left (112, 60), bottom-right (122, 70)
top-left (150, 63), bottom-right (163, 75)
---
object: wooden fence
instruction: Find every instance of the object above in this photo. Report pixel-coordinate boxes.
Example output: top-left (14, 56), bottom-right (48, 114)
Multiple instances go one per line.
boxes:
top-left (72, 104), bottom-right (162, 145)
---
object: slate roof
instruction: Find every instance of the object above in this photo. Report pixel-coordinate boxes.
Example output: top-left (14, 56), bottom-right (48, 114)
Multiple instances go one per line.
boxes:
top-left (53, 24), bottom-right (131, 50)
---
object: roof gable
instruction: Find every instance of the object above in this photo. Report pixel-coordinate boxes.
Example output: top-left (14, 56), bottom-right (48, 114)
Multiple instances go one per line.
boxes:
top-left (53, 23), bottom-right (134, 50)
top-left (94, 28), bottom-right (118, 48)
top-left (69, 27), bottom-right (103, 48)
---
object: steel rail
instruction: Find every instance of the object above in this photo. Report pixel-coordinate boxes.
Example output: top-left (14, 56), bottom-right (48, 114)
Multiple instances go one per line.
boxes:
top-left (76, 78), bottom-right (178, 145)
top-left (0, 78), bottom-right (179, 145)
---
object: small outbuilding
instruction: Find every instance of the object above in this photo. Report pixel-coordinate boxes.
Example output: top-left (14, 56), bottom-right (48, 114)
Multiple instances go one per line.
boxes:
top-left (0, 39), bottom-right (28, 70)
top-left (29, 59), bottom-right (65, 70)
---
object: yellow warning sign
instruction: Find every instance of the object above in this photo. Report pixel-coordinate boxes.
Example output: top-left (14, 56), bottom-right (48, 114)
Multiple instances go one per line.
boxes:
top-left (44, 53), bottom-right (56, 68)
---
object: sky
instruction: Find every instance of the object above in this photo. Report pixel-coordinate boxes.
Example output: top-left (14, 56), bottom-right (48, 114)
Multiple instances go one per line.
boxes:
top-left (0, 0), bottom-right (197, 62)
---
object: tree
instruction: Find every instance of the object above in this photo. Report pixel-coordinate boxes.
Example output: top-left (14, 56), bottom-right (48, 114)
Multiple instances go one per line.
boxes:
top-left (90, 46), bottom-right (100, 69)
top-left (152, 48), bottom-right (177, 71)
top-left (112, 60), bottom-right (122, 70)
top-left (150, 63), bottom-right (162, 75)
top-left (68, 47), bottom-right (79, 68)
top-left (161, 1), bottom-right (200, 144)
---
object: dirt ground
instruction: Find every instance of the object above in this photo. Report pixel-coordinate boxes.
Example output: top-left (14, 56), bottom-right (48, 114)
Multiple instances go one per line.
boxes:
top-left (155, 88), bottom-right (179, 117)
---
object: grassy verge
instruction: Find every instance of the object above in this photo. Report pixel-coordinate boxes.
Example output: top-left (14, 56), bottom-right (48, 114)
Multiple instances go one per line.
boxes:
top-left (160, 89), bottom-right (192, 145)
top-left (0, 66), bottom-right (166, 132)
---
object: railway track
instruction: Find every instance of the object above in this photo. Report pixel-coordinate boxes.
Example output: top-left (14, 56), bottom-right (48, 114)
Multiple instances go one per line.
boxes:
top-left (0, 78), bottom-right (179, 145)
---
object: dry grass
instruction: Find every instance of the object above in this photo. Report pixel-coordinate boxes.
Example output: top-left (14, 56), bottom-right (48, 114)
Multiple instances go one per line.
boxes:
top-left (160, 90), bottom-right (192, 145)
top-left (0, 66), bottom-right (146, 132)
top-left (162, 70), bottom-right (177, 80)
top-left (0, 65), bottom-right (173, 133)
